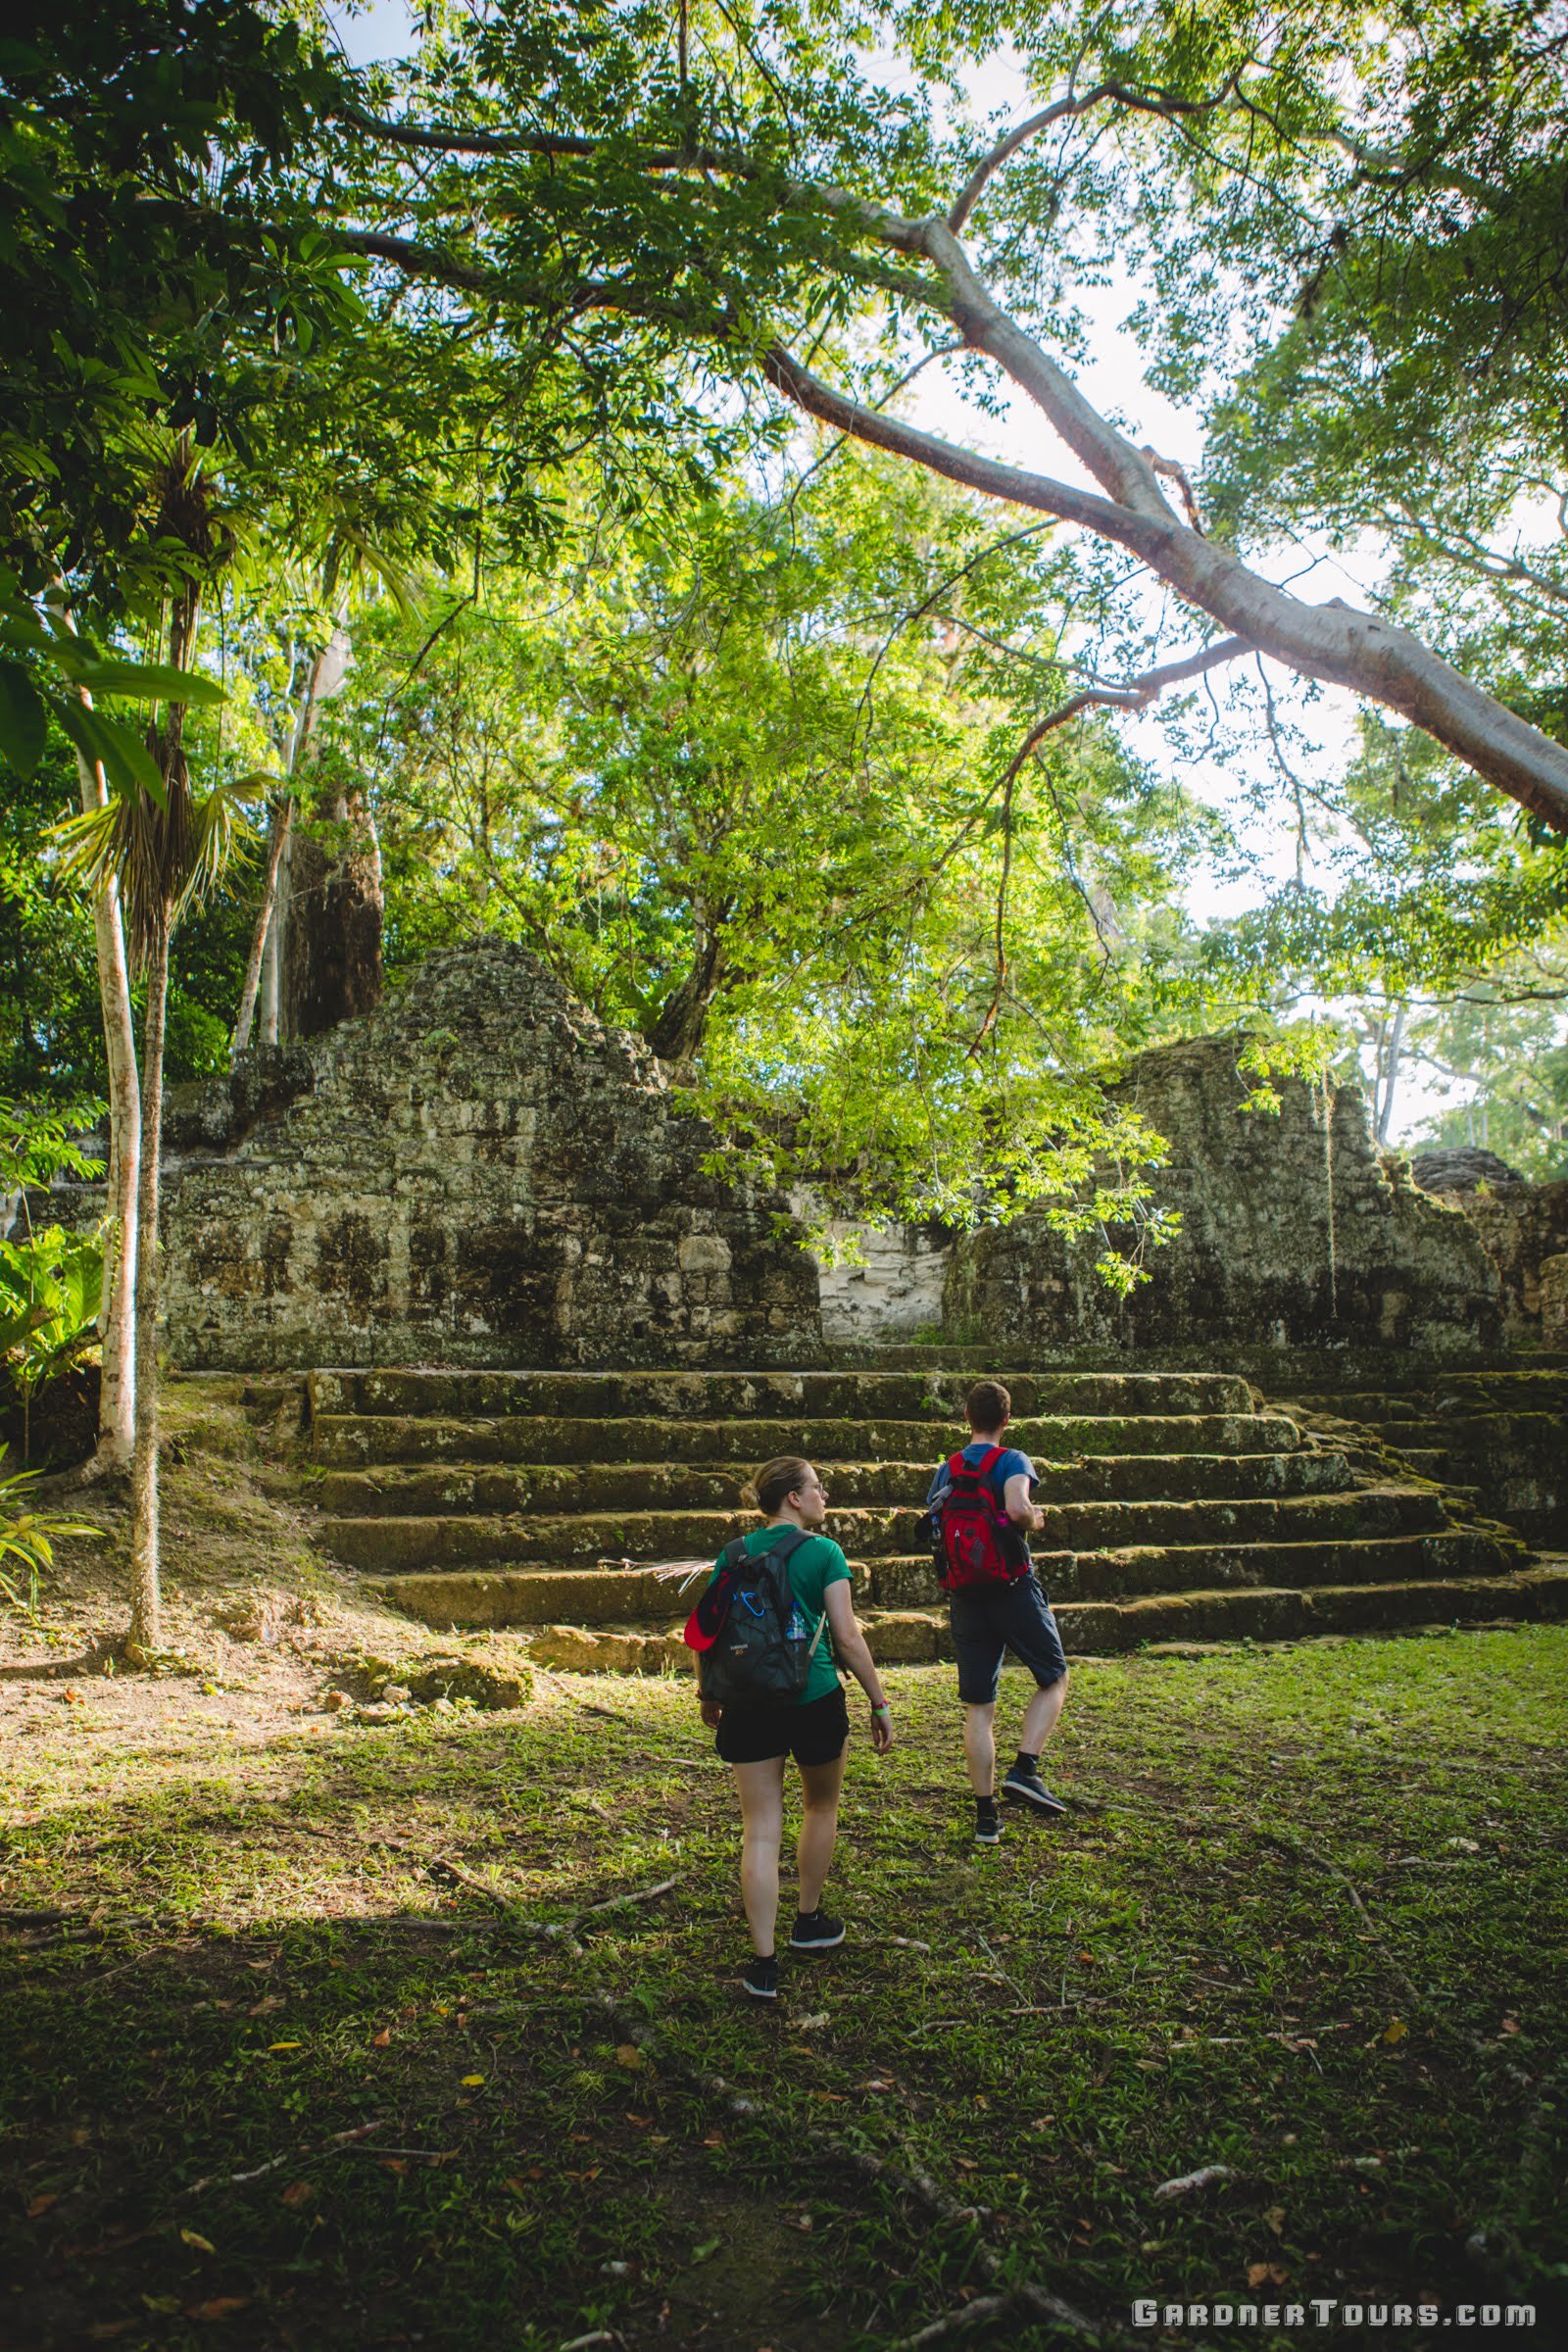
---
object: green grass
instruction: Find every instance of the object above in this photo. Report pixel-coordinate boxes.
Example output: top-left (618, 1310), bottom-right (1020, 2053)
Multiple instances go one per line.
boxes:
top-left (3, 1629), bottom-right (1566, 2351)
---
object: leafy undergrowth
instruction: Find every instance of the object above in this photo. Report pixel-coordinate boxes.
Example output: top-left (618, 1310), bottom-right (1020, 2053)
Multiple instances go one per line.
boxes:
top-left (1, 1633), bottom-right (1565, 2352)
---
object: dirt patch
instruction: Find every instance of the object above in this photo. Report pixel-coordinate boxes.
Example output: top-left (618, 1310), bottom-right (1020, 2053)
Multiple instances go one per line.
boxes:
top-left (0, 1374), bottom-right (539, 1756)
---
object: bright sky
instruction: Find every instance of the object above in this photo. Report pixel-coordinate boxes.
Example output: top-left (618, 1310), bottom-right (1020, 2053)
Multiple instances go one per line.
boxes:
top-left (323, 3), bottom-right (1467, 1142)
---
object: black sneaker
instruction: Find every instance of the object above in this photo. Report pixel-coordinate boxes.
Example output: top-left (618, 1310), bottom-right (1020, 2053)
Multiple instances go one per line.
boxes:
top-left (1002, 1765), bottom-right (1068, 1816)
top-left (743, 1954), bottom-right (781, 2000)
top-left (974, 1803), bottom-right (1003, 1845)
top-left (790, 1907), bottom-right (846, 1952)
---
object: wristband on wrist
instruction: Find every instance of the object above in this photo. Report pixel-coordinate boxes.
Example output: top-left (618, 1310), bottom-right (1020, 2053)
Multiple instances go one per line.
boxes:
top-left (870, 1701), bottom-right (891, 1716)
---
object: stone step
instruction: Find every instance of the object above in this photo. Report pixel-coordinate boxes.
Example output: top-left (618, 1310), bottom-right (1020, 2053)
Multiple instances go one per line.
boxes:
top-left (308, 1366), bottom-right (1257, 1423)
top-left (378, 1557), bottom-right (1568, 1643)
top-left (362, 1529), bottom-right (1522, 1627)
top-left (311, 1408), bottom-right (1299, 1470)
top-left (1042, 1487), bottom-right (1447, 1549)
top-left (313, 1446), bottom-right (1354, 1518)
top-left (861, 1562), bottom-right (1568, 1658)
top-left (866, 1528), bottom-right (1523, 1609)
top-left (322, 1483), bottom-right (1431, 1575)
top-left (1288, 1373), bottom-right (1568, 1411)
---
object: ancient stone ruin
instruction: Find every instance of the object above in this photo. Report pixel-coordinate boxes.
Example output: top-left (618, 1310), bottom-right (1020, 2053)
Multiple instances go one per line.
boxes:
top-left (121, 939), bottom-right (1568, 1660)
top-left (161, 941), bottom-right (818, 1372)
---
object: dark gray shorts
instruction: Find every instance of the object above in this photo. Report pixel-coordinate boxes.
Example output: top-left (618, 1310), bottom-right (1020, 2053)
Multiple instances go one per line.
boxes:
top-left (950, 1575), bottom-right (1068, 1704)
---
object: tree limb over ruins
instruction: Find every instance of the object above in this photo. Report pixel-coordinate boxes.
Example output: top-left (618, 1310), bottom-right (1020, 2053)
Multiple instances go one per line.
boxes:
top-left (337, 36), bottom-right (1568, 835)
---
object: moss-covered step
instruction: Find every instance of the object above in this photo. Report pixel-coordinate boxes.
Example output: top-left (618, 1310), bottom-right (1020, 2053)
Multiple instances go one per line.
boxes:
top-left (313, 1446), bottom-right (1357, 1522)
top-left (312, 1407), bottom-right (1298, 1471)
top-left (1039, 1486), bottom-right (1447, 1551)
top-left (323, 1502), bottom-right (946, 1573)
top-left (314, 1456), bottom-right (952, 1518)
top-left (866, 1526), bottom-right (1525, 1610)
top-left (377, 1560), bottom-right (1568, 1644)
top-left (373, 1565), bottom-right (701, 1628)
top-left (308, 1367), bottom-right (1257, 1423)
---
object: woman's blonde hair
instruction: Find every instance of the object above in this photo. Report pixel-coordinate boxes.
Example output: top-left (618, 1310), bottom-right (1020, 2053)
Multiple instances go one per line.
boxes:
top-left (743, 1455), bottom-right (814, 1516)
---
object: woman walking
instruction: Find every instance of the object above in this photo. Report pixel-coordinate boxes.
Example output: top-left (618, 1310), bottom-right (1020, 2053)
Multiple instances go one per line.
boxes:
top-left (694, 1455), bottom-right (893, 2001)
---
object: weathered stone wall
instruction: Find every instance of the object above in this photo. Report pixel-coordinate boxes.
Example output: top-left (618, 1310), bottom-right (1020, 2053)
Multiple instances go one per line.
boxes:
top-left (1419, 1179), bottom-right (1568, 1348)
top-left (162, 941), bottom-right (820, 1371)
top-left (944, 1034), bottom-right (1501, 1359)
top-left (796, 1205), bottom-right (950, 1347)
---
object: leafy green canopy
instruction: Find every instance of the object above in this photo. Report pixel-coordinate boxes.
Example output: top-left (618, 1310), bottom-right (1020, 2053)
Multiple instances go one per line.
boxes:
top-left (334, 458), bottom-right (1204, 1251)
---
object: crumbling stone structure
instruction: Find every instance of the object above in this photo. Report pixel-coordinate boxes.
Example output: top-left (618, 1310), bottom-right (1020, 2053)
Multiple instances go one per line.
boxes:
top-left (162, 941), bottom-right (819, 1371)
top-left (941, 1035), bottom-right (1502, 1360)
top-left (1411, 1165), bottom-right (1568, 1348)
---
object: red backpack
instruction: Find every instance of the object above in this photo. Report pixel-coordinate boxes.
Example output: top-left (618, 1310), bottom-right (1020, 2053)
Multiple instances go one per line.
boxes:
top-left (931, 1446), bottom-right (1028, 1592)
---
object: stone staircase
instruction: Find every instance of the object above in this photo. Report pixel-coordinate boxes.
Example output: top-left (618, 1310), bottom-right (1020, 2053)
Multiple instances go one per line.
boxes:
top-left (304, 1365), bottom-right (1568, 1669)
top-left (1268, 1366), bottom-right (1568, 1548)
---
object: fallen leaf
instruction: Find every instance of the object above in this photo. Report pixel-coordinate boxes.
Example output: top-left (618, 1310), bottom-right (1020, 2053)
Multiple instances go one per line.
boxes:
top-left (808, 2090), bottom-right (845, 2104)
top-left (614, 2043), bottom-right (645, 2070)
top-left (25, 2191), bottom-right (59, 2218)
top-left (184, 2299), bottom-right (249, 2322)
top-left (268, 2041), bottom-right (301, 2053)
top-left (1500, 2016), bottom-right (1521, 2035)
top-left (370, 2029), bottom-right (391, 2048)
top-left (691, 2238), bottom-right (719, 2263)
top-left (625, 2114), bottom-right (652, 2128)
top-left (1264, 2205), bottom-right (1286, 2237)
top-left (1382, 2019), bottom-right (1408, 2045)
top-left (379, 2158), bottom-right (407, 2176)
top-left (789, 2013), bottom-right (830, 2032)
top-left (1248, 2263), bottom-right (1289, 2289)
top-left (504, 2177), bottom-right (528, 2196)
top-left (702, 2133), bottom-right (724, 2149)
top-left (461, 2073), bottom-right (485, 2087)
top-left (279, 2182), bottom-right (315, 2209)
top-left (247, 1996), bottom-right (283, 2017)
top-left (179, 2229), bottom-right (216, 2253)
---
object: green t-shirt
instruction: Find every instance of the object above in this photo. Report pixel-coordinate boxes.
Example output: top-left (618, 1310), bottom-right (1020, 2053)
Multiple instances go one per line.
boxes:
top-left (709, 1526), bottom-right (852, 1706)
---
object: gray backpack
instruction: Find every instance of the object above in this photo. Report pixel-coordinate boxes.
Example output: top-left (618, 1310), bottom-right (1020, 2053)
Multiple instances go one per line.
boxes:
top-left (696, 1528), bottom-right (827, 1704)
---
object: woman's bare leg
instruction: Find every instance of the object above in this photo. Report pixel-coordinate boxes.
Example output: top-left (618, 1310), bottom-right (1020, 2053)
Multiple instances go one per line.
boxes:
top-left (796, 1749), bottom-right (847, 1913)
top-left (732, 1757), bottom-right (787, 1955)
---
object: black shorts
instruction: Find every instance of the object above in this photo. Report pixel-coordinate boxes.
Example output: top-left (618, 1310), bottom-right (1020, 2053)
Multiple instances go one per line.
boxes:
top-left (714, 1684), bottom-right (851, 1767)
top-left (950, 1574), bottom-right (1069, 1705)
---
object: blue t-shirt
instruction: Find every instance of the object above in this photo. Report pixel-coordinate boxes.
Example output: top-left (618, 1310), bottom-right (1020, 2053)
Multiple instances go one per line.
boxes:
top-left (926, 1442), bottom-right (1037, 1565)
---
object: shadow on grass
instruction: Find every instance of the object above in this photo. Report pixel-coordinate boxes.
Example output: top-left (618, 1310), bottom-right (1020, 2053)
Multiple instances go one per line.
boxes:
top-left (3, 1643), bottom-right (1567, 2350)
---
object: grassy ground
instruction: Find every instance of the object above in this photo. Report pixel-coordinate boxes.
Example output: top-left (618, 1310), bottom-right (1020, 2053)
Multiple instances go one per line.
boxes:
top-left (2, 1619), bottom-right (1564, 2352)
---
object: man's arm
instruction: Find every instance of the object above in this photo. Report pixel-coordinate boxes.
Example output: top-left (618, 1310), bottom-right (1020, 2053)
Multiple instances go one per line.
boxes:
top-left (1003, 1471), bottom-right (1045, 1533)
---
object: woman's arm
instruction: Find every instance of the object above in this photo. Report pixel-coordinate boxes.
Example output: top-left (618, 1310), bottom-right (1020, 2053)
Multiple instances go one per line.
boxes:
top-left (824, 1580), bottom-right (894, 1753)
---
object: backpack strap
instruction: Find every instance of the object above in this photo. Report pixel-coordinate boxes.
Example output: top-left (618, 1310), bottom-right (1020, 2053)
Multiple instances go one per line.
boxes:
top-left (977, 1445), bottom-right (1006, 1476)
top-left (946, 1448), bottom-right (968, 1481)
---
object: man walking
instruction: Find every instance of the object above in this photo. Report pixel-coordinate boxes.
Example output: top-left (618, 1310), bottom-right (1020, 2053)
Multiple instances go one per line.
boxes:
top-left (926, 1379), bottom-right (1070, 1844)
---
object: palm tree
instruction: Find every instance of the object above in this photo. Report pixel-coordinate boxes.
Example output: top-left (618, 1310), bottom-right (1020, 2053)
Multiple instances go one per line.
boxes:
top-left (53, 448), bottom-right (250, 1655)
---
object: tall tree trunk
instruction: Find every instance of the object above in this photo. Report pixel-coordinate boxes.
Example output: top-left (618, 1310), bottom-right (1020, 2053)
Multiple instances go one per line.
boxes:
top-left (260, 858), bottom-right (282, 1046)
top-left (231, 796), bottom-right (293, 1063)
top-left (125, 901), bottom-right (171, 1659)
top-left (281, 789), bottom-right (383, 1040)
top-left (648, 918), bottom-right (728, 1070)
top-left (1376, 1003), bottom-right (1407, 1145)
top-left (232, 625), bottom-right (348, 1059)
top-left (70, 746), bottom-right (139, 1468)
